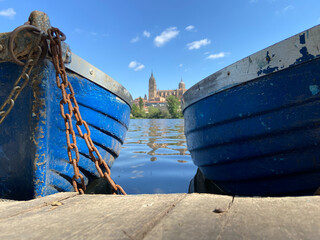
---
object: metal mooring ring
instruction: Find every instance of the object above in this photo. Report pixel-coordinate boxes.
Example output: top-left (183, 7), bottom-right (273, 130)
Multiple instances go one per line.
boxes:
top-left (8, 25), bottom-right (43, 66)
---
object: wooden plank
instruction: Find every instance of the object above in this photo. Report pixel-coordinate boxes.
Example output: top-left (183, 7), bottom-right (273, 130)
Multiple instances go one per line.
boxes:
top-left (1, 193), bottom-right (319, 240)
top-left (0, 192), bottom-right (78, 219)
top-left (145, 194), bottom-right (320, 240)
top-left (0, 193), bottom-right (186, 240)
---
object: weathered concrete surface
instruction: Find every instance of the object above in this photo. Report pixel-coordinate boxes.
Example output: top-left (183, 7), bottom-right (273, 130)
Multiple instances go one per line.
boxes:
top-left (0, 193), bottom-right (319, 240)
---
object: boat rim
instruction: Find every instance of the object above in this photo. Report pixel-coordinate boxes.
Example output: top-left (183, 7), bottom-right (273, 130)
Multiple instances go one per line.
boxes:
top-left (66, 52), bottom-right (133, 107)
top-left (182, 24), bottom-right (320, 111)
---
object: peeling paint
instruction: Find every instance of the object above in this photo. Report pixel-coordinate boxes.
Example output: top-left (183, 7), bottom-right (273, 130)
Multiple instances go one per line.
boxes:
top-left (30, 63), bottom-right (49, 198)
top-left (309, 85), bottom-right (319, 95)
top-left (289, 46), bottom-right (317, 68)
top-left (257, 66), bottom-right (279, 76)
top-left (300, 33), bottom-right (306, 44)
top-left (259, 117), bottom-right (271, 130)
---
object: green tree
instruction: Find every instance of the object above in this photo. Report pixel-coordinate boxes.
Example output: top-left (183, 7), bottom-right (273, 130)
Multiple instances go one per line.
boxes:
top-left (160, 108), bottom-right (171, 119)
top-left (131, 104), bottom-right (139, 118)
top-left (131, 103), bottom-right (146, 118)
top-left (148, 106), bottom-right (161, 118)
top-left (166, 95), bottom-right (183, 118)
top-left (139, 97), bottom-right (144, 110)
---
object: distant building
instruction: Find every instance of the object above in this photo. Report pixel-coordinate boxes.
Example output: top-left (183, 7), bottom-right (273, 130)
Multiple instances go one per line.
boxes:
top-left (133, 73), bottom-right (187, 110)
top-left (148, 73), bottom-right (187, 102)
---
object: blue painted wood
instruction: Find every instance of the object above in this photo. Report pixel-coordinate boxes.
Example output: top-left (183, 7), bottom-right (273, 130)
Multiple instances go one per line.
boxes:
top-left (0, 60), bottom-right (131, 200)
top-left (184, 50), bottom-right (320, 197)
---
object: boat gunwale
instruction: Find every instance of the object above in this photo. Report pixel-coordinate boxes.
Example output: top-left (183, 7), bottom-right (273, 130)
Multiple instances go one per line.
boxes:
top-left (65, 52), bottom-right (133, 108)
top-left (182, 24), bottom-right (320, 111)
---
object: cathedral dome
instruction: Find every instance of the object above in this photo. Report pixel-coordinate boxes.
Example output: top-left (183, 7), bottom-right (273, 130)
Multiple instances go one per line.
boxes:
top-left (179, 79), bottom-right (186, 89)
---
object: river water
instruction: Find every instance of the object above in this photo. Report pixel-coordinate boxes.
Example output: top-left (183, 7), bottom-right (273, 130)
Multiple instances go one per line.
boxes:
top-left (111, 119), bottom-right (197, 194)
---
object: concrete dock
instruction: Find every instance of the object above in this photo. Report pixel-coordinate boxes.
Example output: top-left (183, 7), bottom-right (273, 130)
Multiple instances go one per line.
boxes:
top-left (0, 193), bottom-right (319, 239)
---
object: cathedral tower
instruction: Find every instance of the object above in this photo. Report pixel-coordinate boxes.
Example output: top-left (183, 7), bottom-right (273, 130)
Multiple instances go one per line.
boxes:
top-left (148, 72), bottom-right (157, 101)
top-left (179, 78), bottom-right (186, 90)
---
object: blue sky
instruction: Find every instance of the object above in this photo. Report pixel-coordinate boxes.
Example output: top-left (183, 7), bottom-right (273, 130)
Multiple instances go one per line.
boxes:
top-left (1, 0), bottom-right (320, 99)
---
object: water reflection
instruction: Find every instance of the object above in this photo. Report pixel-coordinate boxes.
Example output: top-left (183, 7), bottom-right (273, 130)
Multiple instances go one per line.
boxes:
top-left (130, 119), bottom-right (189, 161)
top-left (111, 119), bottom-right (197, 194)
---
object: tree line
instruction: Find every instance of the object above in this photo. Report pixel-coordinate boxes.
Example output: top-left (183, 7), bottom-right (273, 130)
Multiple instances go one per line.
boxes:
top-left (131, 95), bottom-right (183, 119)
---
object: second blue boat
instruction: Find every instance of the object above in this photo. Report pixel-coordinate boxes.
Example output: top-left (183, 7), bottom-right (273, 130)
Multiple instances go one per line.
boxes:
top-left (183, 24), bottom-right (320, 196)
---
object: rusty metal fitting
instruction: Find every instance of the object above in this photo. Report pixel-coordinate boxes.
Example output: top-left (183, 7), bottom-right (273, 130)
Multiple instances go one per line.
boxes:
top-left (9, 24), bottom-right (47, 66)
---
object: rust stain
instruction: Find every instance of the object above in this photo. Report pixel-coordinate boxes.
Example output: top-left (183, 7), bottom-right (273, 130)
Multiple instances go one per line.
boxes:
top-left (36, 161), bottom-right (46, 166)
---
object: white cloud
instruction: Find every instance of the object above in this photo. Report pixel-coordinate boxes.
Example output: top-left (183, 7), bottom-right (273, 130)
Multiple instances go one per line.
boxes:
top-left (72, 28), bottom-right (83, 34)
top-left (187, 39), bottom-right (211, 50)
top-left (128, 61), bottom-right (138, 68)
top-left (276, 5), bottom-right (294, 15)
top-left (206, 52), bottom-right (229, 60)
top-left (134, 64), bottom-right (145, 71)
top-left (143, 30), bottom-right (151, 38)
top-left (131, 36), bottom-right (140, 43)
top-left (73, 28), bottom-right (108, 37)
top-left (0, 8), bottom-right (16, 19)
top-left (128, 61), bottom-right (145, 71)
top-left (179, 64), bottom-right (183, 67)
top-left (185, 25), bottom-right (195, 31)
top-left (283, 5), bottom-right (294, 12)
top-left (154, 27), bottom-right (179, 47)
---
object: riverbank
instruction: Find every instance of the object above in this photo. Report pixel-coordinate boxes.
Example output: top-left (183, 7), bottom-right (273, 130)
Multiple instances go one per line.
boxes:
top-left (1, 192), bottom-right (319, 239)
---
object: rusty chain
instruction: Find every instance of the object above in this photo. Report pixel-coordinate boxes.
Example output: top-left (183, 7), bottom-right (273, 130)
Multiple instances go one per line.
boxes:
top-left (47, 27), bottom-right (126, 195)
top-left (0, 25), bottom-right (44, 124)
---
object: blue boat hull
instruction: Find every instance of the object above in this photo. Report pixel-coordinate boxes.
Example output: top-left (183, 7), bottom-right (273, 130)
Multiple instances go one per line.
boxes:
top-left (0, 60), bottom-right (131, 200)
top-left (184, 57), bottom-right (320, 196)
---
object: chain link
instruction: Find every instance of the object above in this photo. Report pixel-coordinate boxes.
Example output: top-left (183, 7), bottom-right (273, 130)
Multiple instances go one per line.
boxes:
top-left (47, 27), bottom-right (126, 195)
top-left (0, 45), bottom-right (42, 124)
